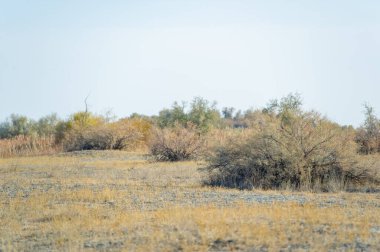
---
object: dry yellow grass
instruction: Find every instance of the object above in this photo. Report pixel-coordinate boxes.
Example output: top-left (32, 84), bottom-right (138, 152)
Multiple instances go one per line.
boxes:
top-left (0, 136), bottom-right (58, 158)
top-left (0, 151), bottom-right (379, 251)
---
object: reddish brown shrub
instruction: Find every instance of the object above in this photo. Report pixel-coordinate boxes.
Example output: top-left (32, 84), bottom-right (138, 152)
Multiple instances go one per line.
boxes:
top-left (149, 123), bottom-right (205, 161)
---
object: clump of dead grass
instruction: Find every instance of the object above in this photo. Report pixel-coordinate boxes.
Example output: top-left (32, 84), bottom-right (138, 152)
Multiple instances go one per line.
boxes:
top-left (0, 135), bottom-right (59, 158)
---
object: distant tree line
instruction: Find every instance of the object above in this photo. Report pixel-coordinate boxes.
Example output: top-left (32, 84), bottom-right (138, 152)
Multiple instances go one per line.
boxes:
top-left (0, 94), bottom-right (379, 156)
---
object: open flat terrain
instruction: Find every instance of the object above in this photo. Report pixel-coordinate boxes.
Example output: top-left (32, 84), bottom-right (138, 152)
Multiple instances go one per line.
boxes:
top-left (0, 151), bottom-right (380, 251)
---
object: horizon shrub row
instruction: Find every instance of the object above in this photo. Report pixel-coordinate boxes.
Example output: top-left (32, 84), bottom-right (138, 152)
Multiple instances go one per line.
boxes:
top-left (1, 95), bottom-right (379, 154)
top-left (0, 94), bottom-right (379, 191)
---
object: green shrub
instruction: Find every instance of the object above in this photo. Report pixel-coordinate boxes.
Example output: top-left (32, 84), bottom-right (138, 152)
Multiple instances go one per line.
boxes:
top-left (35, 113), bottom-right (61, 137)
top-left (188, 97), bottom-right (221, 132)
top-left (0, 114), bottom-right (36, 138)
top-left (157, 97), bottom-right (221, 132)
top-left (0, 113), bottom-right (64, 141)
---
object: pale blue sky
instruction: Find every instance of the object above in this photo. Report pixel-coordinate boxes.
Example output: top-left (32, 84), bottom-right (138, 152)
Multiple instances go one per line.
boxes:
top-left (0, 0), bottom-right (379, 126)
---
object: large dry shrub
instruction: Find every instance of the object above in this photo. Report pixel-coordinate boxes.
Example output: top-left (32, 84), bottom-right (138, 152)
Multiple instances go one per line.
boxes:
top-left (125, 118), bottom-right (153, 150)
top-left (63, 119), bottom-right (146, 151)
top-left (149, 123), bottom-right (205, 161)
top-left (206, 110), bottom-right (378, 191)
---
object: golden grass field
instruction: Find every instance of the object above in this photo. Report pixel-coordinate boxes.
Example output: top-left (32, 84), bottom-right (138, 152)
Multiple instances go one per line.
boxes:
top-left (0, 151), bottom-right (379, 251)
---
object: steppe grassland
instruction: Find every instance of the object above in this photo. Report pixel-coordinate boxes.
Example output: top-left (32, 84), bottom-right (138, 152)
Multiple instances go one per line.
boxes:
top-left (0, 151), bottom-right (379, 251)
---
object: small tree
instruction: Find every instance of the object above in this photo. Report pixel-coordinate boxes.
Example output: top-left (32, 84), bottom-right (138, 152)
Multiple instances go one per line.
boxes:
top-left (35, 113), bottom-right (61, 137)
top-left (157, 102), bottom-right (188, 128)
top-left (356, 104), bottom-right (380, 154)
top-left (263, 93), bottom-right (302, 115)
top-left (222, 107), bottom-right (235, 119)
top-left (188, 97), bottom-right (221, 132)
top-left (157, 97), bottom-right (221, 133)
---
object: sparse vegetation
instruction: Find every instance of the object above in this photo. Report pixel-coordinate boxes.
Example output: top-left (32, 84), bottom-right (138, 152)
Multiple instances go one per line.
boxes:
top-left (0, 153), bottom-right (379, 251)
top-left (3, 1), bottom-right (379, 250)
top-left (0, 95), bottom-right (379, 251)
top-left (0, 95), bottom-right (379, 192)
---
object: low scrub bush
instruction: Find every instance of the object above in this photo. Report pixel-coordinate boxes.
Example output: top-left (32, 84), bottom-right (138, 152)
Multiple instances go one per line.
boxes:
top-left (205, 100), bottom-right (379, 191)
top-left (149, 123), bottom-right (205, 161)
